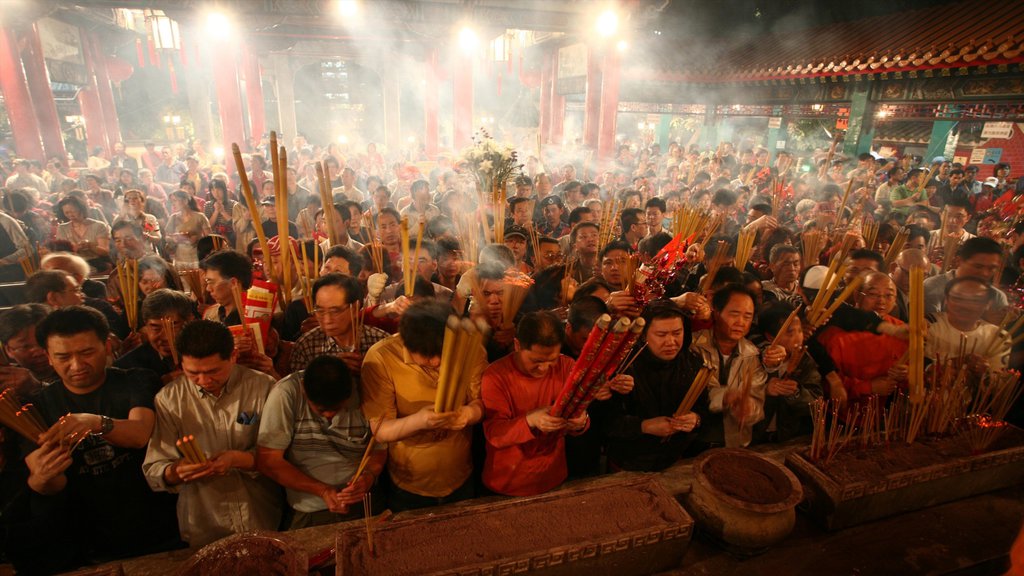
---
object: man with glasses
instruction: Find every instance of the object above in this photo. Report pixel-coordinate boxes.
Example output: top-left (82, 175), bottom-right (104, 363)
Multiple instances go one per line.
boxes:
top-left (818, 272), bottom-right (908, 407)
top-left (618, 208), bottom-right (647, 252)
top-left (25, 270), bottom-right (85, 308)
top-left (926, 276), bottom-right (1010, 377)
top-left (199, 249), bottom-right (253, 325)
top-left (762, 245), bottom-right (802, 305)
top-left (291, 274), bottom-right (388, 374)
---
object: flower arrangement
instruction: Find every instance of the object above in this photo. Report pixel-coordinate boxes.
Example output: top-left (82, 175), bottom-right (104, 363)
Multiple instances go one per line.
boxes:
top-left (458, 129), bottom-right (522, 193)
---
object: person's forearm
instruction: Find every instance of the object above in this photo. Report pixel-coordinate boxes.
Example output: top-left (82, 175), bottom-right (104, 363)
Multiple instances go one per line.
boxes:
top-left (257, 451), bottom-right (331, 495)
top-left (28, 472), bottom-right (67, 495)
top-left (374, 413), bottom-right (426, 443)
top-left (103, 418), bottom-right (154, 449)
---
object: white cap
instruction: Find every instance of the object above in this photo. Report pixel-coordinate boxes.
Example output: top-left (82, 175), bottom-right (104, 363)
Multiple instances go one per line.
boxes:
top-left (983, 177), bottom-right (1000, 187)
top-left (802, 265), bottom-right (829, 290)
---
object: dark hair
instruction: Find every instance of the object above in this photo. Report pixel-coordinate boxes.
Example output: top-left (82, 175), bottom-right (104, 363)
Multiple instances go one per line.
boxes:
top-left (324, 245), bottom-right (363, 277)
top-left (436, 236), bottom-right (461, 257)
top-left (906, 224), bottom-right (929, 246)
top-left (141, 288), bottom-right (195, 322)
top-left (55, 195), bottom-right (88, 221)
top-left (711, 188), bottom-right (737, 207)
top-left (25, 270), bottom-right (72, 304)
top-left (711, 283), bottom-right (755, 312)
top-left (642, 299), bottom-right (686, 328)
top-left (848, 248), bottom-right (885, 270)
top-left (479, 244), bottom-right (515, 268)
top-left (758, 301), bottom-right (799, 336)
top-left (378, 207), bottom-right (401, 225)
top-left (750, 202), bottom-right (772, 216)
top-left (567, 206), bottom-right (592, 226)
top-left (312, 272), bottom-right (365, 304)
top-left (516, 310), bottom-right (565, 348)
top-left (620, 208), bottom-right (643, 230)
top-left (303, 355), bottom-right (353, 408)
top-left (170, 190), bottom-right (199, 212)
top-left (426, 215), bottom-right (455, 239)
top-left (111, 219), bottom-right (143, 241)
top-left (958, 237), bottom-right (1003, 261)
top-left (138, 255), bottom-right (183, 291)
top-left (36, 305), bottom-right (109, 348)
top-left (569, 221), bottom-right (599, 246)
top-left (200, 249), bottom-right (254, 289)
top-left (640, 232), bottom-right (674, 259)
top-left (476, 260), bottom-right (507, 282)
top-left (410, 179), bottom-right (430, 195)
top-left (5, 189), bottom-right (32, 213)
top-left (573, 277), bottom-right (613, 301)
top-left (0, 303), bottom-right (51, 343)
top-left (398, 300), bottom-right (449, 357)
top-left (644, 197), bottom-right (667, 212)
top-left (330, 202), bottom-right (351, 223)
top-left (176, 320), bottom-right (234, 360)
top-left (768, 244), bottom-right (800, 264)
top-left (944, 275), bottom-right (995, 302)
top-left (600, 240), bottom-right (632, 261)
top-left (945, 196), bottom-right (973, 215)
top-left (567, 296), bottom-right (608, 333)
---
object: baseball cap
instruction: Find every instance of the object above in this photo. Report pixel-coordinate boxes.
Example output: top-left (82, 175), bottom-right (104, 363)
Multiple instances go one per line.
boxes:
top-left (931, 156), bottom-right (946, 164)
top-left (503, 225), bottom-right (528, 240)
top-left (983, 177), bottom-right (1000, 187)
top-left (540, 196), bottom-right (563, 208)
top-left (260, 196), bottom-right (276, 205)
top-left (802, 265), bottom-right (829, 290)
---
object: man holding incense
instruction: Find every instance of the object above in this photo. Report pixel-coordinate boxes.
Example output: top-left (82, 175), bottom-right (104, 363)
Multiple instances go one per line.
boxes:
top-left (603, 301), bottom-right (706, 471)
top-left (257, 356), bottom-right (386, 528)
top-left (818, 272), bottom-right (909, 407)
top-left (690, 284), bottom-right (768, 448)
top-left (19, 307), bottom-right (179, 572)
top-left (0, 304), bottom-right (55, 398)
top-left (199, 249), bottom-right (252, 325)
top-left (473, 261), bottom-right (516, 362)
top-left (115, 289), bottom-right (195, 381)
top-left (360, 300), bottom-right (487, 511)
top-left (926, 276), bottom-right (1011, 377)
top-left (142, 320), bottom-right (281, 548)
top-left (754, 302), bottom-right (823, 444)
top-left (291, 274), bottom-right (389, 374)
top-left (480, 311), bottom-right (588, 496)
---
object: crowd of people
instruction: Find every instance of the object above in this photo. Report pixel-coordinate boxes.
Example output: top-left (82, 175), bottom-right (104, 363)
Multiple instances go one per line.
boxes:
top-left (0, 135), bottom-right (1022, 573)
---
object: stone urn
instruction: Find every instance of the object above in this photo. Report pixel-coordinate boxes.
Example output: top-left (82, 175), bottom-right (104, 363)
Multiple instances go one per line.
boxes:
top-left (685, 448), bottom-right (803, 555)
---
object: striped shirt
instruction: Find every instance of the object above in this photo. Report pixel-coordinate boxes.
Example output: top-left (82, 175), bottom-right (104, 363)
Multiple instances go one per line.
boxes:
top-left (289, 324), bottom-right (390, 374)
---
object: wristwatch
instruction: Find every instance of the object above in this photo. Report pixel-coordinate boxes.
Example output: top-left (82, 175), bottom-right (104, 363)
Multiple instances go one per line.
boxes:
top-left (98, 415), bottom-right (114, 435)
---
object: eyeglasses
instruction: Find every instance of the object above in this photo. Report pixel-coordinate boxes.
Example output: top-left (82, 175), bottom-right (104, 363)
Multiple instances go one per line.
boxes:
top-left (313, 304), bottom-right (351, 318)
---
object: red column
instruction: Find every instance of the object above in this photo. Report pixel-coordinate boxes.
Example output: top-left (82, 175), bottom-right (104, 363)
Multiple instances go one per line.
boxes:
top-left (597, 49), bottom-right (621, 160)
top-left (549, 50), bottom-right (565, 146)
top-left (23, 24), bottom-right (66, 161)
top-left (424, 50), bottom-right (439, 158)
top-left (210, 38), bottom-right (246, 167)
top-left (452, 53), bottom-right (473, 149)
top-left (86, 32), bottom-right (121, 150)
top-left (79, 27), bottom-right (108, 154)
top-left (538, 49), bottom-right (551, 146)
top-left (582, 45), bottom-right (602, 151)
top-left (0, 27), bottom-right (45, 161)
top-left (243, 49), bottom-right (265, 146)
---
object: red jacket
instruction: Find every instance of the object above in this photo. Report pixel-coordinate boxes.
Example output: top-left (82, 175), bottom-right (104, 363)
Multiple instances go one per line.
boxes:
top-left (817, 314), bottom-right (908, 404)
top-left (481, 354), bottom-right (580, 496)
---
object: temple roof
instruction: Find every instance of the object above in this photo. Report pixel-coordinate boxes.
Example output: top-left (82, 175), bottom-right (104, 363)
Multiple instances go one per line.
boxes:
top-left (654, 0), bottom-right (1024, 83)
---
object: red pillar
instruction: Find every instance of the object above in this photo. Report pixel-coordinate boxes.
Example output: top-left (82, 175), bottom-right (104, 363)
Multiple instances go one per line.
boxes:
top-left (452, 52), bottom-right (473, 150)
top-left (79, 27), bottom-right (109, 154)
top-left (0, 27), bottom-right (45, 161)
top-left (538, 50), bottom-right (551, 146)
top-left (549, 50), bottom-right (565, 146)
top-left (210, 38), bottom-right (246, 167)
top-left (582, 45), bottom-right (602, 151)
top-left (597, 49), bottom-right (621, 160)
top-left (23, 24), bottom-right (66, 162)
top-left (243, 49), bottom-right (265, 146)
top-left (424, 51), bottom-right (439, 158)
top-left (86, 32), bottom-right (121, 150)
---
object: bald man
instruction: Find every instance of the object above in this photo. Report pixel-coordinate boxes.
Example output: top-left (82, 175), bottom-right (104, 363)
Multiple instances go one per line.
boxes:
top-left (889, 248), bottom-right (930, 322)
top-left (817, 272), bottom-right (909, 406)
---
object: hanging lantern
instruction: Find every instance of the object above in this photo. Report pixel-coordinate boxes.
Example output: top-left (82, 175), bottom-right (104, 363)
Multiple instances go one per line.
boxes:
top-left (149, 11), bottom-right (180, 51)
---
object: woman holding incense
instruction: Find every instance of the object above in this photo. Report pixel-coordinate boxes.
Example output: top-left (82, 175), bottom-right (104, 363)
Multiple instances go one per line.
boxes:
top-left (753, 302), bottom-right (823, 444)
top-left (481, 311), bottom-right (588, 496)
top-left (54, 194), bottom-right (111, 261)
top-left (164, 190), bottom-right (211, 267)
top-left (603, 301), bottom-right (707, 470)
top-left (204, 179), bottom-right (239, 248)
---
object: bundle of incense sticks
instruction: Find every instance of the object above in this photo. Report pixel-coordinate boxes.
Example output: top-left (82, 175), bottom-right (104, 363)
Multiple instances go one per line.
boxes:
top-left (770, 175), bottom-right (786, 219)
top-left (769, 305), bottom-right (802, 349)
top-left (348, 417), bottom-right (384, 487)
top-left (698, 214), bottom-right (723, 249)
top-left (698, 241), bottom-right (730, 292)
top-left (349, 300), bottom-right (363, 350)
top-left (434, 317), bottom-right (490, 413)
top-left (459, 208), bottom-right (481, 264)
top-left (176, 434), bottom-right (207, 464)
top-left (552, 316), bottom-right (646, 419)
top-left (964, 370), bottom-right (1022, 453)
top-left (832, 178), bottom-right (857, 233)
top-left (0, 389), bottom-right (47, 443)
top-left (801, 230), bottom-right (827, 269)
top-left (232, 144), bottom-right (273, 273)
top-left (231, 283), bottom-right (246, 321)
top-left (272, 139), bottom-right (293, 308)
top-left (862, 218), bottom-right (880, 251)
top-left (598, 197), bottom-right (620, 252)
top-left (528, 220), bottom-right (542, 269)
top-left (116, 258), bottom-right (140, 329)
top-left (883, 226), bottom-right (910, 269)
top-left (808, 398), bottom-right (859, 465)
top-left (400, 217), bottom-right (413, 296)
top-left (941, 233), bottom-right (961, 274)
top-left (501, 271), bottom-right (533, 329)
top-left (924, 359), bottom-right (971, 437)
top-left (161, 317), bottom-right (180, 365)
top-left (672, 366), bottom-right (712, 418)
top-left (298, 242), bottom-right (314, 314)
top-left (18, 242), bottom-right (38, 278)
top-left (806, 251), bottom-right (856, 329)
top-left (904, 264), bottom-right (927, 444)
top-left (179, 268), bottom-right (204, 297)
top-left (818, 134), bottom-right (840, 180)
top-left (733, 227), bottom-right (756, 272)
top-left (492, 182), bottom-right (507, 243)
top-left (363, 212), bottom-right (385, 273)
top-left (623, 253), bottom-right (640, 292)
top-left (671, 205), bottom-right (712, 239)
top-left (315, 161), bottom-right (339, 246)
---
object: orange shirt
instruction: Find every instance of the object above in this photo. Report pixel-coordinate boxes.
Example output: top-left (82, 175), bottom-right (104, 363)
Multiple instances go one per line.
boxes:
top-left (817, 314), bottom-right (908, 404)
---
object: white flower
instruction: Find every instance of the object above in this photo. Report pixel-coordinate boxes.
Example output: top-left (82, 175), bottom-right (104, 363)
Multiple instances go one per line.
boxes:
top-left (479, 160), bottom-right (493, 173)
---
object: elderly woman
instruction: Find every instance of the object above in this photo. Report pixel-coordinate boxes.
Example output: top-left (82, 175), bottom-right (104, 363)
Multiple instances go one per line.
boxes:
top-left (113, 188), bottom-right (161, 252)
top-left (54, 194), bottom-right (111, 261)
top-left (164, 190), bottom-right (211, 267)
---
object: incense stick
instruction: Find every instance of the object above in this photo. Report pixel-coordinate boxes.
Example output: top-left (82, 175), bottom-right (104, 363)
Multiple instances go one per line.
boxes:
top-left (232, 144), bottom-right (274, 274)
top-left (161, 317), bottom-right (180, 366)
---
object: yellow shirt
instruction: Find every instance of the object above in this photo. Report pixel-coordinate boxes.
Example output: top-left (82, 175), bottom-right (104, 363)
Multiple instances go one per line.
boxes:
top-left (360, 334), bottom-right (487, 497)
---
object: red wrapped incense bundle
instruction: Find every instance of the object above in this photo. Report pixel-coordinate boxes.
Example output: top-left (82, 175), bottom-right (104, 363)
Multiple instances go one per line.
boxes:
top-left (631, 233), bottom-right (693, 306)
top-left (554, 317), bottom-right (630, 418)
top-left (561, 318), bottom-right (648, 420)
top-left (550, 314), bottom-right (611, 415)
